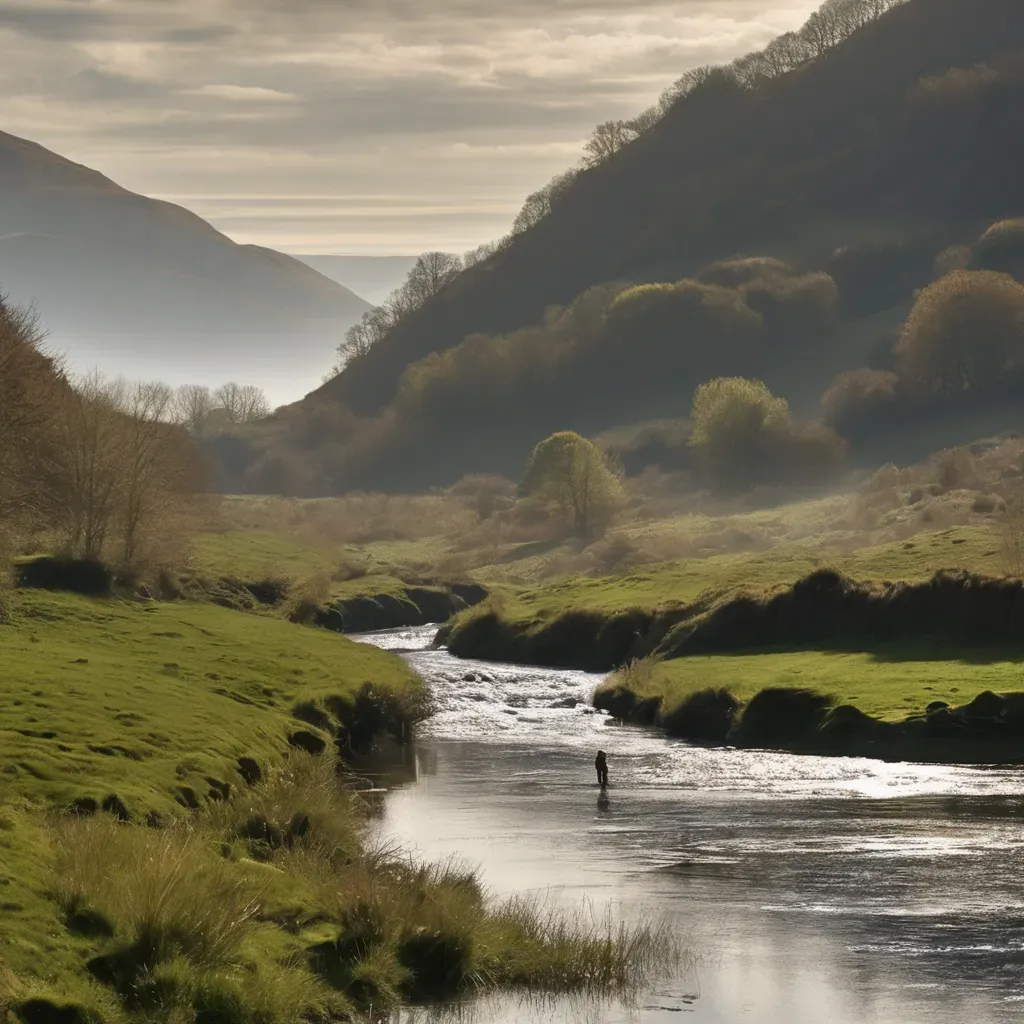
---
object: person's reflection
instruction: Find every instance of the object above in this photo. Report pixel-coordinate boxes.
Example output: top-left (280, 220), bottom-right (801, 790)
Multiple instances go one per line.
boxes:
top-left (597, 790), bottom-right (611, 812)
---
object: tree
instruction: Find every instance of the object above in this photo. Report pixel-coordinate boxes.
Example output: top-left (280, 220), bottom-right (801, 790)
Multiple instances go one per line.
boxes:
top-left (522, 431), bottom-right (623, 538)
top-left (118, 381), bottom-right (193, 564)
top-left (583, 120), bottom-right (634, 167)
top-left (44, 373), bottom-right (126, 561)
top-left (172, 384), bottom-right (215, 437)
top-left (214, 382), bottom-right (271, 423)
top-left (689, 377), bottom-right (790, 486)
top-left (464, 240), bottom-right (502, 268)
top-left (0, 299), bottom-right (60, 534)
top-left (404, 252), bottom-right (463, 306)
top-left (511, 170), bottom-right (579, 236)
top-left (895, 271), bottom-right (1024, 394)
top-left (761, 32), bottom-right (813, 76)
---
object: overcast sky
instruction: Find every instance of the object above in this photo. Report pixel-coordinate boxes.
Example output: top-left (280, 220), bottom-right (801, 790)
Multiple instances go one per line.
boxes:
top-left (0, 0), bottom-right (819, 255)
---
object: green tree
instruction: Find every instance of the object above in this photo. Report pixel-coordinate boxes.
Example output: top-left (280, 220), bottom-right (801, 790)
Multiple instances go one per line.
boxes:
top-left (522, 431), bottom-right (623, 538)
top-left (690, 377), bottom-right (790, 487)
top-left (691, 377), bottom-right (790, 451)
top-left (895, 270), bottom-right (1024, 394)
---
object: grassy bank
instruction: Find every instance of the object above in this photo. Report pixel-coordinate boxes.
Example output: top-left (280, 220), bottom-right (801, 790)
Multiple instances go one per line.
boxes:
top-left (0, 587), bottom-right (672, 1021)
top-left (594, 653), bottom-right (1024, 764)
top-left (1, 758), bottom-right (674, 1024)
top-left (0, 587), bottom-right (427, 816)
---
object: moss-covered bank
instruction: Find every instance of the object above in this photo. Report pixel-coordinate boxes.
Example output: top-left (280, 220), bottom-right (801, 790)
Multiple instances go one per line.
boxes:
top-left (442, 569), bottom-right (1024, 670)
top-left (442, 569), bottom-right (1024, 763)
top-left (595, 679), bottom-right (1024, 765)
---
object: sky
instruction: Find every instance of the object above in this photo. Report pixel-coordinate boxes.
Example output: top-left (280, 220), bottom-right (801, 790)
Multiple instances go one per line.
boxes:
top-left (0, 0), bottom-right (820, 256)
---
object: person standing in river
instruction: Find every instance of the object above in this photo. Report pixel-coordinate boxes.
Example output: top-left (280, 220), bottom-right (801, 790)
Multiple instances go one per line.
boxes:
top-left (595, 750), bottom-right (609, 787)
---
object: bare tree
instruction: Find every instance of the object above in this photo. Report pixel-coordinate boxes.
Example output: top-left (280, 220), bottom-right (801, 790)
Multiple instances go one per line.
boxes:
top-left (172, 384), bottom-right (215, 437)
top-left (44, 373), bottom-right (126, 561)
top-left (583, 120), bottom-right (635, 167)
top-left (511, 169), bottom-right (579, 235)
top-left (118, 381), bottom-right (179, 563)
top-left (214, 382), bottom-right (271, 423)
top-left (463, 240), bottom-right (502, 268)
top-left (403, 252), bottom-right (464, 306)
top-left (0, 301), bottom-right (56, 528)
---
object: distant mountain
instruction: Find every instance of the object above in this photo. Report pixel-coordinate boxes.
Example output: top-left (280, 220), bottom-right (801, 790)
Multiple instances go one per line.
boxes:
top-left (0, 131), bottom-right (371, 405)
top-left (292, 254), bottom-right (417, 306)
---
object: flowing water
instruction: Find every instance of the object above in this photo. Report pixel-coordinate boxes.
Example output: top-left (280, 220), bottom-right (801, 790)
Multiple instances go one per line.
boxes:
top-left (356, 626), bottom-right (1024, 1024)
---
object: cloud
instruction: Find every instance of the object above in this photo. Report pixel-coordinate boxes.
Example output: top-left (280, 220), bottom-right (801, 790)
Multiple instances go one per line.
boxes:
top-left (0, 0), bottom-right (821, 252)
top-left (188, 84), bottom-right (298, 102)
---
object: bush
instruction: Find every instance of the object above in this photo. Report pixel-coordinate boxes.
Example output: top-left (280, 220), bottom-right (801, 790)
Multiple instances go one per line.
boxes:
top-left (286, 571), bottom-right (332, 626)
top-left (697, 256), bottom-right (793, 288)
top-left (895, 270), bottom-right (1024, 394)
top-left (972, 219), bottom-right (1024, 280)
top-left (690, 377), bottom-right (789, 455)
top-left (741, 270), bottom-right (839, 341)
top-left (690, 377), bottom-right (845, 491)
top-left (820, 368), bottom-right (902, 440)
top-left (825, 237), bottom-right (937, 316)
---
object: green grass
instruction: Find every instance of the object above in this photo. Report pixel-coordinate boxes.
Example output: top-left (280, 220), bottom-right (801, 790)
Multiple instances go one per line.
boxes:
top-left (1, 754), bottom-right (674, 1023)
top-left (0, 589), bottom-right (422, 817)
top-left (0, 588), bottom-right (673, 1021)
top-left (458, 524), bottom-right (1003, 627)
top-left (628, 647), bottom-right (1024, 724)
top-left (191, 526), bottom-right (333, 580)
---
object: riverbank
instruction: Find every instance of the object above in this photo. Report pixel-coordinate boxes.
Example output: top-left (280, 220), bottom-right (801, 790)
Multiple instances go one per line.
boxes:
top-left (0, 588), bottom-right (669, 1022)
top-left (438, 563), bottom-right (1024, 764)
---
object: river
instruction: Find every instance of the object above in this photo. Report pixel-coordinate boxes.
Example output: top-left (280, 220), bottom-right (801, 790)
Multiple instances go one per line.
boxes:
top-left (355, 626), bottom-right (1024, 1024)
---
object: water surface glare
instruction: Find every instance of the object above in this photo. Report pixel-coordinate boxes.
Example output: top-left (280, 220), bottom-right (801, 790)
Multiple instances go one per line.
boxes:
top-left (357, 626), bottom-right (1024, 1023)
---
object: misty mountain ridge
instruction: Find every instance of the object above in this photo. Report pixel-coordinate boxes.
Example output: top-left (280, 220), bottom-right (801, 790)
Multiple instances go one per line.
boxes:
top-left (0, 130), bottom-right (371, 405)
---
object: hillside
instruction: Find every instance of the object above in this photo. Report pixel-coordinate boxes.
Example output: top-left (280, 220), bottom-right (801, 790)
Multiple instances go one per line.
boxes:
top-left (0, 131), bottom-right (370, 405)
top-left (218, 0), bottom-right (1024, 494)
top-left (316, 0), bottom-right (1024, 417)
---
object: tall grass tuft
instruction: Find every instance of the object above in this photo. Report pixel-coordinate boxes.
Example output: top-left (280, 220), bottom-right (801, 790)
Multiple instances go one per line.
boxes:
top-left (478, 897), bottom-right (679, 995)
top-left (52, 816), bottom-right (263, 973)
top-left (43, 755), bottom-right (680, 1019)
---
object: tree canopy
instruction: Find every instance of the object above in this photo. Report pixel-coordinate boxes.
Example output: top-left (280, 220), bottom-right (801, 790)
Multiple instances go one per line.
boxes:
top-left (522, 431), bottom-right (623, 538)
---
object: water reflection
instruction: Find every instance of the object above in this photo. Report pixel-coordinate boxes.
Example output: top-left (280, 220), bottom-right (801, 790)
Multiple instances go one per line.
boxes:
top-left (355, 627), bottom-right (1024, 1023)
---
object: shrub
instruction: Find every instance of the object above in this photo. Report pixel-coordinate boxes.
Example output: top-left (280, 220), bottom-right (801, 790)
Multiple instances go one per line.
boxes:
top-left (741, 270), bottom-right (839, 341)
top-left (934, 245), bottom-right (972, 278)
top-left (825, 237), bottom-right (937, 316)
top-left (820, 368), bottom-right (902, 440)
top-left (690, 377), bottom-right (790, 454)
top-left (972, 219), bottom-right (1024, 279)
top-left (895, 270), bottom-right (1024, 394)
top-left (690, 377), bottom-right (846, 491)
top-left (286, 571), bottom-right (332, 626)
top-left (697, 256), bottom-right (793, 288)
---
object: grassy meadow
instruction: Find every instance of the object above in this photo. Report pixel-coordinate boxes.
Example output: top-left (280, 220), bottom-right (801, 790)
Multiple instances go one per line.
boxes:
top-left (0, 582), bottom-right (673, 1022)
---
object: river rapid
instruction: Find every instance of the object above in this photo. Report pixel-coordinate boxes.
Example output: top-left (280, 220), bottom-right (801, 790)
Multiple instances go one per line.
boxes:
top-left (355, 626), bottom-right (1024, 1024)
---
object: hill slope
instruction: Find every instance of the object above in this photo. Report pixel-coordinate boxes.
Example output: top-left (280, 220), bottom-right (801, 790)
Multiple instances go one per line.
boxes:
top-left (0, 131), bottom-right (371, 404)
top-left (314, 0), bottom-right (1024, 419)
